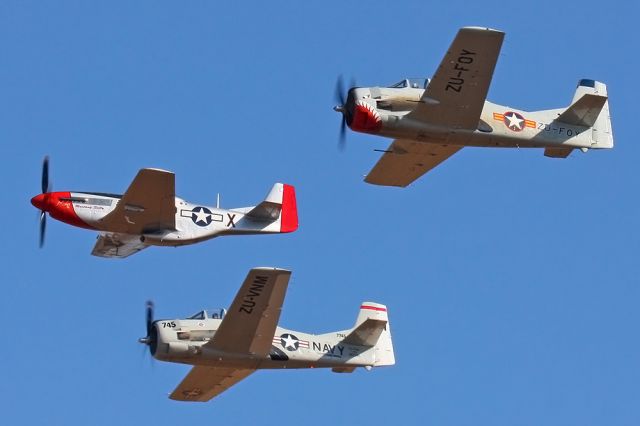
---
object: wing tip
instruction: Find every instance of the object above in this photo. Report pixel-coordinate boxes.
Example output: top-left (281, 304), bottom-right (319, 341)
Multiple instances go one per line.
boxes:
top-left (141, 167), bottom-right (174, 175)
top-left (363, 174), bottom-right (408, 188)
top-left (250, 266), bottom-right (292, 274)
top-left (460, 25), bottom-right (504, 35)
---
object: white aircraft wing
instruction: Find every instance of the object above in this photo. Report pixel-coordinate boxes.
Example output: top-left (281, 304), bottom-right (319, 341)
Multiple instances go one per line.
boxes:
top-left (365, 139), bottom-right (462, 187)
top-left (205, 267), bottom-right (291, 356)
top-left (408, 27), bottom-right (504, 129)
top-left (91, 233), bottom-right (148, 258)
top-left (99, 168), bottom-right (176, 234)
top-left (169, 366), bottom-right (254, 402)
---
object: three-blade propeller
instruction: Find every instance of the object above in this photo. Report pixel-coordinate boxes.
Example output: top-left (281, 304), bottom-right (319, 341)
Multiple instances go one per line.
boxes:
top-left (38, 156), bottom-right (51, 248)
top-left (333, 75), bottom-right (355, 151)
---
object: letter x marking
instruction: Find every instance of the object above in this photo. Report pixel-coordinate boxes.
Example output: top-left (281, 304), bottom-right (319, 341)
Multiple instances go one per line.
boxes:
top-left (226, 213), bottom-right (236, 228)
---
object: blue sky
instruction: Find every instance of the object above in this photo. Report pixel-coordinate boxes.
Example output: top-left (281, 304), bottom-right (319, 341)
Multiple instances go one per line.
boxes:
top-left (1, 1), bottom-right (638, 424)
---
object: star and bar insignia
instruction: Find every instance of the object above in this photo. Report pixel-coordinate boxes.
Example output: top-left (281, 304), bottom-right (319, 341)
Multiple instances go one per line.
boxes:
top-left (493, 111), bottom-right (536, 132)
top-left (191, 206), bottom-right (213, 227)
top-left (273, 333), bottom-right (310, 351)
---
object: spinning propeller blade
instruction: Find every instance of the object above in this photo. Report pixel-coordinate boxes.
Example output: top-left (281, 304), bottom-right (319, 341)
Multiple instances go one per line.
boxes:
top-left (334, 75), bottom-right (345, 106)
top-left (38, 156), bottom-right (51, 248)
top-left (39, 211), bottom-right (46, 248)
top-left (333, 76), bottom-right (356, 151)
top-left (145, 300), bottom-right (154, 338)
top-left (41, 156), bottom-right (50, 194)
top-left (137, 300), bottom-right (157, 363)
top-left (339, 115), bottom-right (347, 151)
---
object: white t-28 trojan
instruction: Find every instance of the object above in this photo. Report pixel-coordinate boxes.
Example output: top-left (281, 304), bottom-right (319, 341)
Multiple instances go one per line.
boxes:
top-left (139, 267), bottom-right (395, 402)
top-left (31, 158), bottom-right (298, 258)
top-left (334, 26), bottom-right (614, 187)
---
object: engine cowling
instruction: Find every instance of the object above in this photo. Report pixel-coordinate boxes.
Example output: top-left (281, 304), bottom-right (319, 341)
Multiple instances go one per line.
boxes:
top-left (167, 342), bottom-right (190, 355)
top-left (152, 323), bottom-right (202, 359)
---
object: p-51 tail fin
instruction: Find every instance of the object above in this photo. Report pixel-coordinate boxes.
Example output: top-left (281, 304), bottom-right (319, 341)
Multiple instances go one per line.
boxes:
top-left (243, 183), bottom-right (298, 233)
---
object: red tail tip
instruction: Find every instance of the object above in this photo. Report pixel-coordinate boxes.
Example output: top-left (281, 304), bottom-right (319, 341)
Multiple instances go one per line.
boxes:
top-left (280, 184), bottom-right (298, 233)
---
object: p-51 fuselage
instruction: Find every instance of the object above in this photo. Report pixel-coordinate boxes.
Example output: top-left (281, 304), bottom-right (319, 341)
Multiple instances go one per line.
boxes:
top-left (31, 190), bottom-right (293, 246)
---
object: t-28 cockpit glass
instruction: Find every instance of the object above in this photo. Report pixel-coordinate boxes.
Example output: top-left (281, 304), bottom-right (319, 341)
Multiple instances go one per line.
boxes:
top-left (389, 79), bottom-right (408, 88)
top-left (187, 309), bottom-right (226, 320)
top-left (188, 311), bottom-right (206, 320)
top-left (207, 308), bottom-right (226, 319)
top-left (389, 78), bottom-right (429, 89)
top-left (408, 78), bottom-right (429, 89)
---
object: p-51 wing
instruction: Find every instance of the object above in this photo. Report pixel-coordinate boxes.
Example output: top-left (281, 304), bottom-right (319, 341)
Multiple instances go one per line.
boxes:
top-left (169, 268), bottom-right (291, 402)
top-left (91, 232), bottom-right (148, 258)
top-left (98, 168), bottom-right (176, 235)
top-left (407, 26), bottom-right (504, 129)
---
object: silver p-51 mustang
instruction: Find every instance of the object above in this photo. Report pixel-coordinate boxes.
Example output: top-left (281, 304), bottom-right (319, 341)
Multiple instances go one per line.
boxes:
top-left (31, 159), bottom-right (298, 258)
top-left (334, 26), bottom-right (614, 187)
top-left (140, 267), bottom-right (395, 402)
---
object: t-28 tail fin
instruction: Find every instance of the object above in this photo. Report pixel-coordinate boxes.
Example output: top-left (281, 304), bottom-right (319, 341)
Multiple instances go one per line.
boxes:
top-left (343, 302), bottom-right (395, 367)
top-left (557, 79), bottom-right (614, 149)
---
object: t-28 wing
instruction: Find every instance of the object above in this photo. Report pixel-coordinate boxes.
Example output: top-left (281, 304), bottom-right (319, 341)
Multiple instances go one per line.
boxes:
top-left (169, 268), bottom-right (291, 402)
top-left (366, 27), bottom-right (504, 187)
top-left (169, 366), bottom-right (254, 402)
top-left (365, 139), bottom-right (462, 187)
top-left (206, 267), bottom-right (291, 356)
top-left (408, 26), bottom-right (504, 129)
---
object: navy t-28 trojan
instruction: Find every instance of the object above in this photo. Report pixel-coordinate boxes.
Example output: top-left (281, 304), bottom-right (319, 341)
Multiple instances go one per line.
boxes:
top-left (334, 26), bottom-right (614, 187)
top-left (31, 158), bottom-right (298, 258)
top-left (139, 267), bottom-right (395, 402)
